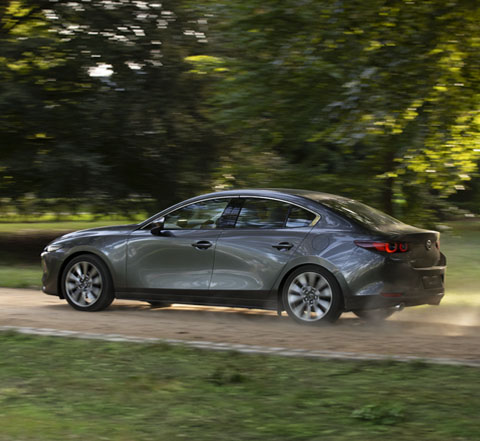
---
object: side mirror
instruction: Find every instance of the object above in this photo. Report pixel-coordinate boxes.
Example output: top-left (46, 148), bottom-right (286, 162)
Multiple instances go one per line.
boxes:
top-left (150, 217), bottom-right (165, 236)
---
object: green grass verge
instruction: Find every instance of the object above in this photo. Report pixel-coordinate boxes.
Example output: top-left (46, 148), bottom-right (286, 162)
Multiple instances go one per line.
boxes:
top-left (0, 265), bottom-right (41, 289)
top-left (0, 220), bottom-right (137, 234)
top-left (0, 332), bottom-right (479, 441)
top-left (0, 210), bottom-right (150, 223)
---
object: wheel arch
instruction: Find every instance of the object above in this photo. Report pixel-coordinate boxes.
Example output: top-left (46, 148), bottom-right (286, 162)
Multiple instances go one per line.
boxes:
top-left (57, 250), bottom-right (115, 299)
top-left (274, 258), bottom-right (349, 313)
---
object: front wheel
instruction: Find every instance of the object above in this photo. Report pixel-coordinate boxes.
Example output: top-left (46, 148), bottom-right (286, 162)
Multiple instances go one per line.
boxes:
top-left (282, 266), bottom-right (342, 325)
top-left (61, 254), bottom-right (114, 311)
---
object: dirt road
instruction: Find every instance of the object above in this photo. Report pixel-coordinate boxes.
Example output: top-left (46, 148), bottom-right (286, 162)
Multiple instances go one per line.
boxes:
top-left (1, 288), bottom-right (479, 363)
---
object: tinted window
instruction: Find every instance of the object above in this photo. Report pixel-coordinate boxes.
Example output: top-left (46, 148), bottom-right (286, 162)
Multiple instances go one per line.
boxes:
top-left (286, 206), bottom-right (316, 228)
top-left (164, 199), bottom-right (229, 229)
top-left (235, 199), bottom-right (290, 229)
top-left (319, 198), bottom-right (403, 229)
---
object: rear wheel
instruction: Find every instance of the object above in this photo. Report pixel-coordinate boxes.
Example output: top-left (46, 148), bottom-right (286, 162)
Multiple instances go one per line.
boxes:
top-left (282, 265), bottom-right (342, 325)
top-left (353, 308), bottom-right (396, 322)
top-left (61, 254), bottom-right (114, 311)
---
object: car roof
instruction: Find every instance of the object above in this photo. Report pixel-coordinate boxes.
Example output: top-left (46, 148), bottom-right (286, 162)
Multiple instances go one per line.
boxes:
top-left (194, 188), bottom-right (343, 201)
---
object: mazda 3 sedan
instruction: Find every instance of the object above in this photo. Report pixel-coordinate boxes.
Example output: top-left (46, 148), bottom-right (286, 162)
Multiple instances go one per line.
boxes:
top-left (41, 189), bottom-right (446, 325)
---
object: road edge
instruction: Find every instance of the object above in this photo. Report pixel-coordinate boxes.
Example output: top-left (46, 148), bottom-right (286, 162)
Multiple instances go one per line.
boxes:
top-left (1, 325), bottom-right (479, 368)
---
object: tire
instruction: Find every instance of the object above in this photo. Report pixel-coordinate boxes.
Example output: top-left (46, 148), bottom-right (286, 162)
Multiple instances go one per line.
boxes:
top-left (282, 265), bottom-right (343, 325)
top-left (147, 301), bottom-right (172, 308)
top-left (353, 308), bottom-right (396, 322)
top-left (61, 254), bottom-right (114, 311)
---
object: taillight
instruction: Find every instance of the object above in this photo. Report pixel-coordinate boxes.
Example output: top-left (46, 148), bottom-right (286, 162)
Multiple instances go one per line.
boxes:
top-left (355, 241), bottom-right (409, 254)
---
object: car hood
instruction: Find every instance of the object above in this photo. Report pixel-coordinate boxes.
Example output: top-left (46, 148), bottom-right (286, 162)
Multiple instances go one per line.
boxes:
top-left (57, 224), bottom-right (138, 241)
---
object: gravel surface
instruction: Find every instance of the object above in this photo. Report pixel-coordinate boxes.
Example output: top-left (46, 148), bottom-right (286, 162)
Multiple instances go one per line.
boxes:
top-left (1, 288), bottom-right (479, 362)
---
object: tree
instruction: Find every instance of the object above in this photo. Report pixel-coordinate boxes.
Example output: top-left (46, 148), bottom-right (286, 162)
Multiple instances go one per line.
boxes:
top-left (194, 0), bottom-right (480, 221)
top-left (0, 0), bottom-right (218, 213)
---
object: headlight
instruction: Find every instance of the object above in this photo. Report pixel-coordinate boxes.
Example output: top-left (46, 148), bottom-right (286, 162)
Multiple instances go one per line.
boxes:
top-left (45, 244), bottom-right (63, 253)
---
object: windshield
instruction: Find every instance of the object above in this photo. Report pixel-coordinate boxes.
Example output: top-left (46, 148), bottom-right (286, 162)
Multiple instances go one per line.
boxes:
top-left (315, 197), bottom-right (404, 230)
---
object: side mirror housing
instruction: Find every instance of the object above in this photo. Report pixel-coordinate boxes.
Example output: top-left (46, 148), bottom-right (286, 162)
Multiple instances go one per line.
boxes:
top-left (150, 217), bottom-right (165, 236)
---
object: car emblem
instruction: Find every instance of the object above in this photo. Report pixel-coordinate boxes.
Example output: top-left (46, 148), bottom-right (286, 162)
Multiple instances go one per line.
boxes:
top-left (425, 239), bottom-right (432, 250)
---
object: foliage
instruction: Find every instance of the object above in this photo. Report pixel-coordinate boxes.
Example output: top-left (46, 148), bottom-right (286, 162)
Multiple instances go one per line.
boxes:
top-left (0, 0), bottom-right (218, 208)
top-left (194, 0), bottom-right (480, 219)
top-left (352, 403), bottom-right (406, 425)
top-left (1, 1), bottom-right (480, 220)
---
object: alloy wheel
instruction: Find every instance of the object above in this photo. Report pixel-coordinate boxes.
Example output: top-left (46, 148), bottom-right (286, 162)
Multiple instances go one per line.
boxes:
top-left (286, 271), bottom-right (333, 322)
top-left (65, 261), bottom-right (103, 307)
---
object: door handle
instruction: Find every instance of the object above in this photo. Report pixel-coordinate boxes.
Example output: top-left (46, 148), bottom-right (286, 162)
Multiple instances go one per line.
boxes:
top-left (272, 242), bottom-right (294, 251)
top-left (192, 240), bottom-right (213, 250)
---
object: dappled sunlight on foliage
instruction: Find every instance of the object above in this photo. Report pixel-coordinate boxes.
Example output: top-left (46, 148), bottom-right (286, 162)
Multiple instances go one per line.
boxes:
top-left (0, 0), bottom-right (479, 223)
top-left (192, 0), bottom-right (480, 221)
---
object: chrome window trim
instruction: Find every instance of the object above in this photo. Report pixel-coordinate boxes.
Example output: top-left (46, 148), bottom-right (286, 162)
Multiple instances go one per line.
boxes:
top-left (236, 195), bottom-right (321, 228)
top-left (141, 194), bottom-right (321, 231)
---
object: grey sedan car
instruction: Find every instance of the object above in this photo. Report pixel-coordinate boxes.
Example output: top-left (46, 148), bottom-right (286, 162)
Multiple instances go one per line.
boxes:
top-left (41, 189), bottom-right (446, 325)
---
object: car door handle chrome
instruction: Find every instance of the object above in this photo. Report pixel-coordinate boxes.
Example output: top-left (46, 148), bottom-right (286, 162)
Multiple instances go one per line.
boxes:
top-left (272, 242), bottom-right (294, 251)
top-left (192, 240), bottom-right (213, 250)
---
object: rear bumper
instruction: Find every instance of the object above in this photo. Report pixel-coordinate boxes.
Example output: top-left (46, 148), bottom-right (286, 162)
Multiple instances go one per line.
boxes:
top-left (344, 252), bottom-right (446, 311)
top-left (346, 290), bottom-right (444, 311)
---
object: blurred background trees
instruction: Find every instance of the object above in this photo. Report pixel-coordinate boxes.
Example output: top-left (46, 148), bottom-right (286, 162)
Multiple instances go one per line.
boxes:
top-left (1, 0), bottom-right (479, 222)
top-left (0, 0), bottom-right (218, 213)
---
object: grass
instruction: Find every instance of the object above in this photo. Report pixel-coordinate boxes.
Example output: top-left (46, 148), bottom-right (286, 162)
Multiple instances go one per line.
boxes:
top-left (0, 210), bottom-right (149, 224)
top-left (0, 332), bottom-right (479, 441)
top-left (0, 220), bottom-right (137, 234)
top-left (0, 265), bottom-right (40, 289)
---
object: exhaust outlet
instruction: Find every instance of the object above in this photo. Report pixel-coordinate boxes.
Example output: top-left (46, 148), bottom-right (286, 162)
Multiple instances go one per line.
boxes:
top-left (393, 303), bottom-right (405, 312)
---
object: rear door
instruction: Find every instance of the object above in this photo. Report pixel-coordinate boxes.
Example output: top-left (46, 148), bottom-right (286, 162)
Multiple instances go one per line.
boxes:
top-left (210, 198), bottom-right (317, 301)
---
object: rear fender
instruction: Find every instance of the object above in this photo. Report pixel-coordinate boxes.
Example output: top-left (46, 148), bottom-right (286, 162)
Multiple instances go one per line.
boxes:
top-left (272, 256), bottom-right (351, 310)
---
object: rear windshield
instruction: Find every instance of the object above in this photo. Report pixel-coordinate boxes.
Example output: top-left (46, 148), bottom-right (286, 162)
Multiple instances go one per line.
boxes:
top-left (317, 198), bottom-right (404, 230)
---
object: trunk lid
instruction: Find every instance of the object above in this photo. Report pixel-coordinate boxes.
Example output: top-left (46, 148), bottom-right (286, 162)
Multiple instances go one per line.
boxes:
top-left (378, 225), bottom-right (442, 268)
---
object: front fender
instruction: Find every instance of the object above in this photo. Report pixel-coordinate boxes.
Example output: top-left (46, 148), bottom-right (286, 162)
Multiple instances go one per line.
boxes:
top-left (61, 239), bottom-right (127, 290)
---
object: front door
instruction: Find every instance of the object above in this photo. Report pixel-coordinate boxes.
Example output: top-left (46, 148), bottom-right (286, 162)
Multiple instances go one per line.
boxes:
top-left (126, 198), bottom-right (231, 294)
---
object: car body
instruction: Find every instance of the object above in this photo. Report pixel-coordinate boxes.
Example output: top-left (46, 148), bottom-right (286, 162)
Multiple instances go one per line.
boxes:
top-left (41, 189), bottom-right (446, 324)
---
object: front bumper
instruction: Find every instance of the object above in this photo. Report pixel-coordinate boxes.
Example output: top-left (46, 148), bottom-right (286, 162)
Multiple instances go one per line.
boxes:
top-left (41, 250), bottom-right (64, 297)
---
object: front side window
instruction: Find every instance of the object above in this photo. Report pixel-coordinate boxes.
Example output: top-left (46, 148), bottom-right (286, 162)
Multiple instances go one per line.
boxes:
top-left (163, 199), bottom-right (230, 229)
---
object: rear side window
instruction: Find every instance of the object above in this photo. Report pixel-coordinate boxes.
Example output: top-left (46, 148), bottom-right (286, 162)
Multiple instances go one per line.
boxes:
top-left (235, 199), bottom-right (290, 229)
top-left (234, 198), bottom-right (316, 229)
top-left (286, 206), bottom-right (316, 228)
top-left (319, 198), bottom-right (403, 230)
